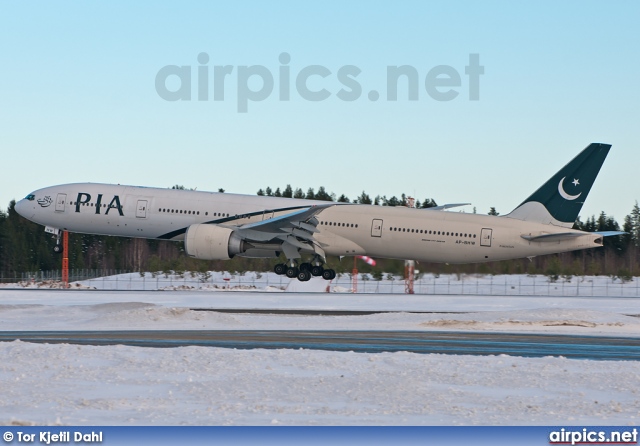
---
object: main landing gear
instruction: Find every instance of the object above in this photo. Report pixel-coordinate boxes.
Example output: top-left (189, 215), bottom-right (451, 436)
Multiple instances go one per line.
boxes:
top-left (274, 261), bottom-right (336, 282)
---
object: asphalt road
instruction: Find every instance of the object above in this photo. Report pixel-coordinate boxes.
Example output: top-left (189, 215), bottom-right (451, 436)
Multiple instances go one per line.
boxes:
top-left (2, 330), bottom-right (639, 361)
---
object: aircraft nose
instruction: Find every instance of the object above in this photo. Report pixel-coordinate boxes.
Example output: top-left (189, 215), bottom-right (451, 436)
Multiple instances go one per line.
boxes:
top-left (14, 199), bottom-right (26, 216)
top-left (14, 195), bottom-right (35, 219)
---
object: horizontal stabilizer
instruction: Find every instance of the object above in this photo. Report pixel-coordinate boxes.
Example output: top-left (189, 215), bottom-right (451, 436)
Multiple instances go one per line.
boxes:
top-left (521, 230), bottom-right (627, 242)
top-left (593, 231), bottom-right (627, 237)
top-left (521, 232), bottom-right (585, 242)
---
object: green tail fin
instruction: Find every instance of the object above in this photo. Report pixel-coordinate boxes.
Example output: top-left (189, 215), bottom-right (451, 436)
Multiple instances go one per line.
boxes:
top-left (506, 143), bottom-right (611, 228)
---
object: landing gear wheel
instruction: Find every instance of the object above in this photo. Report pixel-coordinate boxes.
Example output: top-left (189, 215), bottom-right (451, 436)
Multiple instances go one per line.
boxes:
top-left (299, 262), bottom-right (312, 272)
top-left (53, 244), bottom-right (63, 254)
top-left (285, 267), bottom-right (299, 279)
top-left (322, 269), bottom-right (336, 280)
top-left (311, 265), bottom-right (324, 277)
top-left (297, 270), bottom-right (311, 282)
top-left (274, 263), bottom-right (287, 275)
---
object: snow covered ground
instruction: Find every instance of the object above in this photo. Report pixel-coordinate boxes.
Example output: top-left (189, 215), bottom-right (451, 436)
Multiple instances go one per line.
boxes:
top-left (2, 341), bottom-right (639, 426)
top-left (0, 273), bottom-right (639, 425)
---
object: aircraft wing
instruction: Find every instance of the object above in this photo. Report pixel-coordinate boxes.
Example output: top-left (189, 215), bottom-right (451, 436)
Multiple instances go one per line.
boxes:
top-left (229, 204), bottom-right (335, 259)
top-left (423, 203), bottom-right (471, 211)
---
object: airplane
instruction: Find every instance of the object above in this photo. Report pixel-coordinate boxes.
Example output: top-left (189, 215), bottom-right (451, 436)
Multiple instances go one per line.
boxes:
top-left (15, 143), bottom-right (624, 282)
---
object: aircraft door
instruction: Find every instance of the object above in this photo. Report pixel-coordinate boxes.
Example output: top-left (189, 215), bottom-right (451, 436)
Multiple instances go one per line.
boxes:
top-left (371, 219), bottom-right (383, 237)
top-left (55, 194), bottom-right (67, 212)
top-left (136, 200), bottom-right (148, 218)
top-left (480, 228), bottom-right (492, 247)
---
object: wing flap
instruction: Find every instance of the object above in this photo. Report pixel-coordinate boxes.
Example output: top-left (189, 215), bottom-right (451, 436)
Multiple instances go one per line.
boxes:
top-left (230, 204), bottom-right (334, 260)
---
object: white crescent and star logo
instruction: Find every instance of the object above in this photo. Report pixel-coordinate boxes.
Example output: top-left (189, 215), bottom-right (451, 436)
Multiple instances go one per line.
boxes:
top-left (37, 196), bottom-right (53, 207)
top-left (558, 177), bottom-right (581, 201)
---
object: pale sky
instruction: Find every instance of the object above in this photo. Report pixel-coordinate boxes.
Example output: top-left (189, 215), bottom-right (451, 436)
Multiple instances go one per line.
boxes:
top-left (1, 1), bottom-right (638, 223)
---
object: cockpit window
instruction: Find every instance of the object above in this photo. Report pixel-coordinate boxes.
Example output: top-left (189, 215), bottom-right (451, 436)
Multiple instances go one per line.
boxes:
top-left (25, 194), bottom-right (35, 201)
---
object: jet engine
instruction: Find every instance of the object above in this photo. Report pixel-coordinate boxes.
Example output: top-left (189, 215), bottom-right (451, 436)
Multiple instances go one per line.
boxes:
top-left (185, 224), bottom-right (244, 260)
top-left (184, 224), bottom-right (279, 260)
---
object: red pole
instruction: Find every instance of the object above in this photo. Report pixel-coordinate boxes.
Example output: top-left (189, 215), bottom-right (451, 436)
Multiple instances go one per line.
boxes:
top-left (62, 231), bottom-right (69, 288)
top-left (352, 256), bottom-right (358, 293)
top-left (404, 260), bottom-right (415, 294)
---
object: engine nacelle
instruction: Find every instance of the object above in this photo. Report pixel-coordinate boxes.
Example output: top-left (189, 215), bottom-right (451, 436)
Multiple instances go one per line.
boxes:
top-left (184, 224), bottom-right (244, 260)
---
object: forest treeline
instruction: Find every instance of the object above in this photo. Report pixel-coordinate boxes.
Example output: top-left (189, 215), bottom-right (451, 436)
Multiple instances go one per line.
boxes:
top-left (1, 184), bottom-right (639, 281)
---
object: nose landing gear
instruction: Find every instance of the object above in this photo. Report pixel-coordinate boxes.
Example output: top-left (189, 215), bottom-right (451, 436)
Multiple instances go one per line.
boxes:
top-left (53, 232), bottom-right (63, 254)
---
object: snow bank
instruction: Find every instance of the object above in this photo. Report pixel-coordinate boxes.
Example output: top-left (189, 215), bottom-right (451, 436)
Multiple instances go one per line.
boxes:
top-left (1, 341), bottom-right (638, 426)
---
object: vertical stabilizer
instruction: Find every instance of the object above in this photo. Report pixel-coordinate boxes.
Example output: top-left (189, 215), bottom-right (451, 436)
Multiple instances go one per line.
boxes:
top-left (505, 143), bottom-right (611, 228)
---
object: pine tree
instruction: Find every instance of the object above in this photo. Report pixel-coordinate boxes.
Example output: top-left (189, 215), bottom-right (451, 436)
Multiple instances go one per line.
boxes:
top-left (356, 191), bottom-right (372, 205)
top-left (596, 211), bottom-right (608, 231)
top-left (337, 194), bottom-right (350, 203)
top-left (283, 185), bottom-right (293, 198)
top-left (385, 196), bottom-right (400, 206)
top-left (257, 189), bottom-right (265, 196)
top-left (623, 215), bottom-right (633, 248)
top-left (0, 208), bottom-right (7, 277)
top-left (420, 198), bottom-right (438, 208)
top-left (315, 186), bottom-right (333, 201)
top-left (305, 188), bottom-right (315, 200)
top-left (488, 207), bottom-right (499, 216)
top-left (631, 201), bottom-right (640, 246)
top-left (265, 187), bottom-right (273, 196)
top-left (584, 215), bottom-right (597, 232)
top-left (293, 188), bottom-right (305, 199)
top-left (274, 188), bottom-right (282, 197)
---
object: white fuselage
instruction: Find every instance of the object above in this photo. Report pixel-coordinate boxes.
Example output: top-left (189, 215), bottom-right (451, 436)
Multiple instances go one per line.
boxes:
top-left (15, 183), bottom-right (603, 264)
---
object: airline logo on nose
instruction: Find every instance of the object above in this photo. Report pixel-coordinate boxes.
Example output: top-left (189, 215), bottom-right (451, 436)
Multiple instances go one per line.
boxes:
top-left (37, 196), bottom-right (53, 207)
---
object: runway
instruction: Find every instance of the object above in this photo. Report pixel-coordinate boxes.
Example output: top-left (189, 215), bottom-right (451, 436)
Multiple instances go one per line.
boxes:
top-left (2, 330), bottom-right (639, 361)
